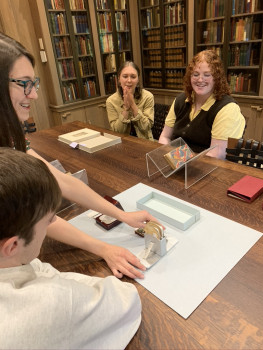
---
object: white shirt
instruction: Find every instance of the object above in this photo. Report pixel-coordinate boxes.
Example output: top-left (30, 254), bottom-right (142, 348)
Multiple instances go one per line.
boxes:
top-left (0, 258), bottom-right (141, 350)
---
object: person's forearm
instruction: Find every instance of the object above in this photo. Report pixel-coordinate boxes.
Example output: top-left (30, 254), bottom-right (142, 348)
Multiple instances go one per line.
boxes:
top-left (130, 102), bottom-right (138, 116)
top-left (47, 216), bottom-right (109, 257)
top-left (56, 174), bottom-right (127, 220)
top-left (28, 148), bottom-right (125, 220)
top-left (159, 134), bottom-right (170, 144)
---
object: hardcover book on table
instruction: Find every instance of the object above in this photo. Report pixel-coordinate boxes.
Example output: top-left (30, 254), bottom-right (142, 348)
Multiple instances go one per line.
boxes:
top-left (227, 175), bottom-right (263, 203)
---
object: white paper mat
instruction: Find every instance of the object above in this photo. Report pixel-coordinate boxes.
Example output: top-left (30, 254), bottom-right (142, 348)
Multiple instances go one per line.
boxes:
top-left (69, 183), bottom-right (262, 319)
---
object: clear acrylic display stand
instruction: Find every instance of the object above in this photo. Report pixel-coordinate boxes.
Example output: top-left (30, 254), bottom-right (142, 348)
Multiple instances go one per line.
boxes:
top-left (146, 138), bottom-right (218, 189)
top-left (50, 160), bottom-right (89, 213)
top-left (50, 159), bottom-right (88, 185)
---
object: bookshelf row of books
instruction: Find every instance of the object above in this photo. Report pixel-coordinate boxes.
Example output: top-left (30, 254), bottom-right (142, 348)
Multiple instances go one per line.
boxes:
top-left (57, 59), bottom-right (76, 79)
top-left (97, 12), bottom-right (113, 32)
top-left (50, 13), bottom-right (68, 35)
top-left (47, 0), bottom-right (65, 10)
top-left (232, 0), bottom-right (262, 14)
top-left (141, 8), bottom-right (160, 29)
top-left (105, 74), bottom-right (117, 94)
top-left (199, 0), bottom-right (224, 19)
top-left (54, 37), bottom-right (73, 58)
top-left (165, 70), bottom-right (184, 89)
top-left (164, 2), bottom-right (186, 25)
top-left (75, 36), bottom-right (92, 55)
top-left (228, 72), bottom-right (254, 93)
top-left (142, 29), bottom-right (161, 49)
top-left (200, 20), bottom-right (224, 44)
top-left (202, 45), bottom-right (222, 58)
top-left (230, 16), bottom-right (262, 41)
top-left (78, 56), bottom-right (95, 76)
top-left (69, 0), bottom-right (86, 10)
top-left (165, 48), bottom-right (185, 68)
top-left (117, 32), bottom-right (130, 50)
top-left (143, 49), bottom-right (162, 68)
top-left (95, 0), bottom-right (110, 10)
top-left (103, 53), bottom-right (116, 72)
top-left (62, 81), bottom-right (80, 101)
top-left (83, 79), bottom-right (97, 97)
top-left (72, 15), bottom-right (89, 34)
top-left (47, 0), bottom-right (86, 11)
top-left (164, 26), bottom-right (186, 47)
top-left (119, 51), bottom-right (131, 65)
top-left (99, 33), bottom-right (114, 53)
top-left (228, 43), bottom-right (260, 66)
top-left (146, 70), bottom-right (162, 88)
top-left (114, 0), bottom-right (127, 10)
top-left (115, 11), bottom-right (128, 31)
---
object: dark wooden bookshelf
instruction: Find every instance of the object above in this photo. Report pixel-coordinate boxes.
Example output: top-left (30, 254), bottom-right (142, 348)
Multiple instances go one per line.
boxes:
top-left (138, 0), bottom-right (187, 90)
top-left (194, 0), bottom-right (263, 96)
top-left (94, 0), bottom-right (133, 95)
top-left (44, 0), bottom-right (100, 103)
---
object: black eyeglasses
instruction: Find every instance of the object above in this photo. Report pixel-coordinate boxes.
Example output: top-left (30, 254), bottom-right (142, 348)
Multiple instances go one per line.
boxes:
top-left (9, 77), bottom-right (40, 96)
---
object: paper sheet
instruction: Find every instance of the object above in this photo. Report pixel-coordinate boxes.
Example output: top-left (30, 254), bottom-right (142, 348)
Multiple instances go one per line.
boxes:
top-left (69, 183), bottom-right (262, 319)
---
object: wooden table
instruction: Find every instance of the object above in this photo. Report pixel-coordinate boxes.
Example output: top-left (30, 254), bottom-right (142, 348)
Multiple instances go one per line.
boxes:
top-left (28, 121), bottom-right (263, 350)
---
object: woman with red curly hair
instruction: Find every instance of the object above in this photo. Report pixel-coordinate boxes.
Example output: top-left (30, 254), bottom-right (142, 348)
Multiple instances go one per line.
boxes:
top-left (159, 50), bottom-right (245, 159)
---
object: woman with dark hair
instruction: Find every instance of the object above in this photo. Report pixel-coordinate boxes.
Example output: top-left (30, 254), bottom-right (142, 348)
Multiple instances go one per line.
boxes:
top-left (159, 50), bottom-right (245, 159)
top-left (106, 61), bottom-right (154, 140)
top-left (0, 32), bottom-right (159, 279)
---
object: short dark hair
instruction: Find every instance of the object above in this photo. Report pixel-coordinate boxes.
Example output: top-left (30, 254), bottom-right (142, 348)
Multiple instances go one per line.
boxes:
top-left (184, 49), bottom-right (231, 104)
top-left (117, 61), bottom-right (142, 100)
top-left (0, 32), bottom-right (35, 152)
top-left (0, 148), bottom-right (61, 245)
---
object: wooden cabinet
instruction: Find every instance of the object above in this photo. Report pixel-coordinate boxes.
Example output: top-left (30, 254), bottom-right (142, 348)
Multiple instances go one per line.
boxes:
top-left (240, 100), bottom-right (263, 141)
top-left (44, 0), bottom-right (99, 103)
top-left (138, 0), bottom-right (187, 90)
top-left (194, 0), bottom-right (263, 96)
top-left (49, 96), bottom-right (110, 129)
top-left (94, 0), bottom-right (133, 95)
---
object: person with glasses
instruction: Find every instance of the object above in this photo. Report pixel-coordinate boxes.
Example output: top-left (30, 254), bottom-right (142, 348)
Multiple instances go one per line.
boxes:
top-left (0, 32), bottom-right (158, 280)
top-left (159, 50), bottom-right (245, 159)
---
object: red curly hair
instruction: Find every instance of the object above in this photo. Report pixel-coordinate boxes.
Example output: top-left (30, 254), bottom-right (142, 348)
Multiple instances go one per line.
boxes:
top-left (183, 50), bottom-right (231, 105)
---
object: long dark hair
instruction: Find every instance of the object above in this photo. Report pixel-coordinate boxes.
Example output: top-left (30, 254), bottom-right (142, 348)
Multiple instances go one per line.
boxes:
top-left (117, 61), bottom-right (142, 100)
top-left (0, 32), bottom-right (35, 152)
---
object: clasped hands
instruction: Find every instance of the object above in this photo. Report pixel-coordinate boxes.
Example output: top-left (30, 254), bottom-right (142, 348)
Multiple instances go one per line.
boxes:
top-left (123, 86), bottom-right (134, 114)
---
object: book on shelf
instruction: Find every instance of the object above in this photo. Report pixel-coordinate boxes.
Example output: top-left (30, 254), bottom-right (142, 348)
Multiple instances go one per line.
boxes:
top-left (114, 0), bottom-right (126, 10)
top-left (69, 0), bottom-right (85, 10)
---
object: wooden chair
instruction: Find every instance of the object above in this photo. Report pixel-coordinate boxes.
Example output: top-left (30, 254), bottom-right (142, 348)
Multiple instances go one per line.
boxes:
top-left (152, 103), bottom-right (170, 141)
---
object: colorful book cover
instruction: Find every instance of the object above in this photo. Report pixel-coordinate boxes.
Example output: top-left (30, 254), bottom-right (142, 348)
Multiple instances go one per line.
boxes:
top-left (164, 144), bottom-right (194, 170)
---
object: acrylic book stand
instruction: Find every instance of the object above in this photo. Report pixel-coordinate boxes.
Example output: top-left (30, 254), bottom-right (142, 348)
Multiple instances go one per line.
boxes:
top-left (146, 137), bottom-right (218, 189)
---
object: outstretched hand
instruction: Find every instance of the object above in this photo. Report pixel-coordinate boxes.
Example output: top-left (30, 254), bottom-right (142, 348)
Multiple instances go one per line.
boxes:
top-left (102, 244), bottom-right (146, 279)
top-left (120, 210), bottom-right (164, 230)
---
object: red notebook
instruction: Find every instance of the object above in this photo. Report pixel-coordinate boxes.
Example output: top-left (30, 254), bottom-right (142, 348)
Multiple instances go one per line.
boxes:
top-left (227, 175), bottom-right (263, 203)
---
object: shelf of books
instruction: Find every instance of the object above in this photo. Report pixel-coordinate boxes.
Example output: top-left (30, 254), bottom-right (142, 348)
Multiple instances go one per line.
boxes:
top-left (139, 0), bottom-right (187, 90)
top-left (227, 0), bottom-right (263, 94)
top-left (44, 0), bottom-right (99, 103)
top-left (195, 0), bottom-right (226, 59)
top-left (94, 0), bottom-right (133, 95)
top-left (195, 0), bottom-right (263, 95)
